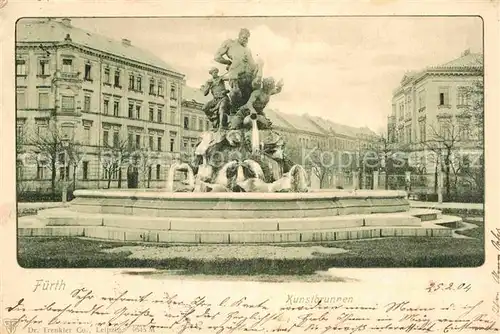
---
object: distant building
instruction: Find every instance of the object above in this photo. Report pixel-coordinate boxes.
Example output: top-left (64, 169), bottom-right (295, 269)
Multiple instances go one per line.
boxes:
top-left (181, 86), bottom-right (211, 156)
top-left (388, 49), bottom-right (483, 172)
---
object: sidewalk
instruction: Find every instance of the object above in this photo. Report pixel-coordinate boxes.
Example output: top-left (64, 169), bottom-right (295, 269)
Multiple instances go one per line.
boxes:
top-left (409, 201), bottom-right (483, 211)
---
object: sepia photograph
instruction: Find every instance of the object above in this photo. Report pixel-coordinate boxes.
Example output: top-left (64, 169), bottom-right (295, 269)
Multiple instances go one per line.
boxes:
top-left (15, 16), bottom-right (484, 275)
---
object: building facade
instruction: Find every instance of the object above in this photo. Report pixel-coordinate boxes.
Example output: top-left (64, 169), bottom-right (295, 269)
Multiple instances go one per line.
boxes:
top-left (16, 18), bottom-right (210, 193)
top-left (387, 49), bottom-right (483, 192)
top-left (16, 18), bottom-right (380, 194)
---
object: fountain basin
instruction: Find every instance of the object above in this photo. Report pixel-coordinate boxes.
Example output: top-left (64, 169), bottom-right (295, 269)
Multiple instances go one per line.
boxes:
top-left (68, 189), bottom-right (410, 219)
top-left (19, 189), bottom-right (460, 244)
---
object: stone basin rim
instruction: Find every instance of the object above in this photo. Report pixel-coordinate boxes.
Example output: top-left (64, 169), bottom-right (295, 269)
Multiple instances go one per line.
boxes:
top-left (73, 189), bottom-right (408, 201)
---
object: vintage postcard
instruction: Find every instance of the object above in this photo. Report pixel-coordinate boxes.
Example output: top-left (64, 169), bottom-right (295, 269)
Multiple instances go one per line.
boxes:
top-left (0, 1), bottom-right (498, 333)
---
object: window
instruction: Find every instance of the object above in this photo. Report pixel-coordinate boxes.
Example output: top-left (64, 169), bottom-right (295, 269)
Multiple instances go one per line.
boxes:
top-left (82, 161), bottom-right (89, 180)
top-left (36, 164), bottom-right (45, 179)
top-left (419, 120), bottom-right (426, 142)
top-left (113, 101), bottom-right (119, 117)
top-left (16, 59), bottom-right (26, 75)
top-left (149, 79), bottom-right (155, 95)
top-left (136, 105), bottom-right (141, 119)
top-left (135, 134), bottom-right (141, 148)
top-left (103, 99), bottom-right (109, 115)
top-left (459, 123), bottom-right (470, 141)
top-left (61, 96), bottom-right (75, 112)
top-left (113, 132), bottom-right (119, 148)
top-left (84, 63), bottom-right (92, 81)
top-left (128, 104), bottom-right (134, 118)
top-left (59, 166), bottom-right (70, 181)
top-left (38, 59), bottom-right (49, 76)
top-left (128, 133), bottom-right (134, 150)
top-left (158, 81), bottom-right (164, 96)
top-left (170, 138), bottom-right (175, 152)
top-left (398, 103), bottom-right (404, 119)
top-left (156, 164), bottom-right (161, 180)
top-left (62, 59), bottom-right (72, 73)
top-left (206, 121), bottom-right (210, 131)
top-left (129, 73), bottom-right (135, 90)
top-left (183, 116), bottom-right (189, 130)
top-left (157, 137), bottom-right (162, 151)
top-left (149, 135), bottom-right (154, 150)
top-left (84, 95), bottom-right (91, 112)
top-left (170, 107), bottom-right (176, 124)
top-left (104, 68), bottom-right (110, 84)
top-left (17, 91), bottom-right (26, 109)
top-left (38, 92), bottom-right (49, 109)
top-left (170, 84), bottom-right (177, 100)
top-left (199, 119), bottom-right (204, 131)
top-left (84, 127), bottom-right (91, 145)
top-left (114, 70), bottom-right (121, 87)
top-left (418, 90), bottom-right (426, 111)
top-left (439, 87), bottom-right (449, 106)
top-left (136, 76), bottom-right (142, 92)
top-left (149, 107), bottom-right (154, 121)
top-left (457, 87), bottom-right (470, 106)
top-left (440, 122), bottom-right (451, 140)
top-left (157, 108), bottom-right (163, 123)
top-left (16, 124), bottom-right (23, 140)
top-left (103, 130), bottom-right (109, 147)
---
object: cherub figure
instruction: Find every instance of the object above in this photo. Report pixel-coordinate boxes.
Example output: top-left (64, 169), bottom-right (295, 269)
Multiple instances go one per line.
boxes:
top-left (229, 77), bottom-right (284, 130)
top-left (201, 67), bottom-right (231, 129)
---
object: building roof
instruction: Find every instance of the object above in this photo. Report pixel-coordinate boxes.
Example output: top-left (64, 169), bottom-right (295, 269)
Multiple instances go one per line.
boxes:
top-left (16, 18), bottom-right (183, 76)
top-left (307, 115), bottom-right (376, 138)
top-left (271, 111), bottom-right (326, 135)
top-left (394, 49), bottom-right (483, 95)
top-left (264, 109), bottom-right (296, 131)
top-left (431, 50), bottom-right (483, 70)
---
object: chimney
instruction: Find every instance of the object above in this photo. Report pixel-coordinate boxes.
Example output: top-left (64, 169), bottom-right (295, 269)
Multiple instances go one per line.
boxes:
top-left (61, 18), bottom-right (71, 27)
top-left (122, 38), bottom-right (131, 47)
top-left (462, 48), bottom-right (471, 56)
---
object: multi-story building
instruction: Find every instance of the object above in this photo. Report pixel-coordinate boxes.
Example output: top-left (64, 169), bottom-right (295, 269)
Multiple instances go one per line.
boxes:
top-left (181, 86), bottom-right (212, 156)
top-left (16, 18), bottom-right (189, 192)
top-left (388, 49), bottom-right (483, 171)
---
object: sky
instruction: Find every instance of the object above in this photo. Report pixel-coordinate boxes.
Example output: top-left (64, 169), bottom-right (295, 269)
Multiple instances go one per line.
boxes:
top-left (72, 17), bottom-right (483, 134)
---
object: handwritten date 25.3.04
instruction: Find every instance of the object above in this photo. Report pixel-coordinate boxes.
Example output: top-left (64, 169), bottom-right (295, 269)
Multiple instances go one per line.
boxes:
top-left (426, 282), bottom-right (472, 293)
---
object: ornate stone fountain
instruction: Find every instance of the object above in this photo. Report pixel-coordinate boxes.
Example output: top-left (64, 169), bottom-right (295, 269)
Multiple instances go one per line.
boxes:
top-left (19, 28), bottom-right (461, 244)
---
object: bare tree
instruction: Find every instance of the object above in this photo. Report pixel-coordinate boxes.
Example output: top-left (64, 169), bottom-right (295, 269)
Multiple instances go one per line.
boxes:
top-left (26, 121), bottom-right (81, 195)
top-left (425, 120), bottom-right (461, 196)
top-left (99, 136), bottom-right (129, 189)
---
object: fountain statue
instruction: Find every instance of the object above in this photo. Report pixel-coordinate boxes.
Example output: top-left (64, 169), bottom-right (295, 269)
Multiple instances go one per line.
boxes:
top-left (172, 28), bottom-right (302, 193)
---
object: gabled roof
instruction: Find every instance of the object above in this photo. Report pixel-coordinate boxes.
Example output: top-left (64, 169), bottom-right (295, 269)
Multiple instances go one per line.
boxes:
top-left (431, 51), bottom-right (483, 70)
top-left (394, 50), bottom-right (483, 95)
top-left (307, 115), bottom-right (376, 138)
top-left (264, 109), bottom-right (296, 131)
top-left (16, 18), bottom-right (183, 76)
top-left (271, 111), bottom-right (326, 135)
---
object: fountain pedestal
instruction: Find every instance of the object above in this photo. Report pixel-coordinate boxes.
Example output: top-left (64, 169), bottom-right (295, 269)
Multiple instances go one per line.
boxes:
top-left (19, 189), bottom-right (460, 244)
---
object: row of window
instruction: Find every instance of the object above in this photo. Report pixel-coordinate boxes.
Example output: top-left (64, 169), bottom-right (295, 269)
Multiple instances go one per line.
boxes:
top-left (16, 58), bottom-right (179, 99)
top-left (391, 121), bottom-right (474, 144)
top-left (33, 162), bottom-right (164, 182)
top-left (393, 87), bottom-right (472, 119)
top-left (101, 130), bottom-right (176, 152)
top-left (299, 137), bottom-right (358, 151)
top-left (183, 115), bottom-right (211, 131)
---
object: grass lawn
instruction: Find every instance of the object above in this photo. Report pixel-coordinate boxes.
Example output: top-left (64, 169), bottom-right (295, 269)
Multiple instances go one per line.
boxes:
top-left (17, 216), bottom-right (485, 273)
